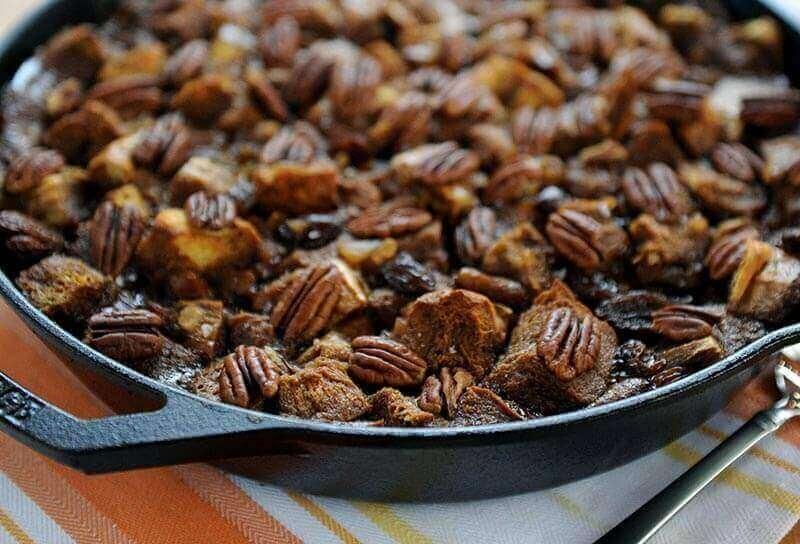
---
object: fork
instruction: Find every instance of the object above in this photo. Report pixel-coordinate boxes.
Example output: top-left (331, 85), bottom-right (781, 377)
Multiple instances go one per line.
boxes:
top-left (596, 360), bottom-right (800, 544)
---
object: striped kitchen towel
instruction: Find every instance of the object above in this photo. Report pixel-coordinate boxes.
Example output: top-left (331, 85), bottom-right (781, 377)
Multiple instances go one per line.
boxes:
top-left (1, 301), bottom-right (800, 544)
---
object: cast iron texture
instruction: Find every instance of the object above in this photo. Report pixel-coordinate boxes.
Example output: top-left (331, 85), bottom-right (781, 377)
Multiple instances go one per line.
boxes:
top-left (0, 0), bottom-right (798, 502)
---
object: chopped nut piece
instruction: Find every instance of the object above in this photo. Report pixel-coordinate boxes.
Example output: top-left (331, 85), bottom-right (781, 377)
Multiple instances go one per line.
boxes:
top-left (17, 255), bottom-right (113, 322)
top-left (485, 281), bottom-right (616, 414)
top-left (0, 211), bottom-right (63, 258)
top-left (252, 161), bottom-right (340, 214)
top-left (88, 202), bottom-right (145, 276)
top-left (440, 367), bottom-right (474, 418)
top-left (453, 386), bottom-right (525, 426)
top-left (176, 299), bottom-right (225, 360)
top-left (350, 336), bottom-right (427, 388)
top-left (393, 289), bottom-right (505, 379)
top-left (219, 345), bottom-right (287, 408)
top-left (729, 241), bottom-right (800, 322)
top-left (418, 375), bottom-right (443, 416)
top-left (87, 309), bottom-right (164, 363)
top-left (369, 388), bottom-right (434, 427)
top-left (278, 363), bottom-right (369, 421)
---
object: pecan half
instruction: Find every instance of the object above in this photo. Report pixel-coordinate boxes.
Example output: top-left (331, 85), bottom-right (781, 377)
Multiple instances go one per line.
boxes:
top-left (164, 39), bottom-right (209, 86)
top-left (5, 148), bottom-right (65, 194)
top-left (89, 202), bottom-right (145, 276)
top-left (454, 267), bottom-right (529, 309)
top-left (622, 163), bottom-right (693, 222)
top-left (87, 75), bottom-right (163, 119)
top-left (133, 114), bottom-right (193, 176)
top-left (392, 142), bottom-right (480, 186)
top-left (285, 46), bottom-right (336, 107)
top-left (245, 68), bottom-right (289, 122)
top-left (454, 206), bottom-right (498, 265)
top-left (741, 92), bottom-right (800, 128)
top-left (484, 155), bottom-right (565, 204)
top-left (184, 191), bottom-right (236, 230)
top-left (440, 367), bottom-right (474, 418)
top-left (87, 309), bottom-right (163, 362)
top-left (644, 78), bottom-right (710, 123)
top-left (711, 143), bottom-right (763, 183)
top-left (260, 16), bottom-right (301, 67)
top-left (651, 304), bottom-right (723, 342)
top-left (539, 307), bottom-right (601, 381)
top-left (680, 162), bottom-right (767, 217)
top-left (0, 210), bottom-right (63, 257)
top-left (545, 208), bottom-right (629, 271)
top-left (271, 264), bottom-right (342, 344)
top-left (329, 54), bottom-right (382, 121)
top-left (349, 336), bottom-right (427, 387)
top-left (705, 218), bottom-right (760, 280)
top-left (219, 345), bottom-right (286, 408)
top-left (369, 91), bottom-right (432, 151)
top-left (347, 200), bottom-right (432, 239)
top-left (261, 122), bottom-right (328, 165)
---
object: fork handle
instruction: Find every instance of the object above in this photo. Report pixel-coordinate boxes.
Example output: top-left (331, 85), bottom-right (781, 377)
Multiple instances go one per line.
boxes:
top-left (595, 410), bottom-right (779, 544)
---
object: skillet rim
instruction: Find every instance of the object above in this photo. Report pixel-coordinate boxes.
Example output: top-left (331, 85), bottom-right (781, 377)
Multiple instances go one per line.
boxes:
top-left (0, 0), bottom-right (798, 445)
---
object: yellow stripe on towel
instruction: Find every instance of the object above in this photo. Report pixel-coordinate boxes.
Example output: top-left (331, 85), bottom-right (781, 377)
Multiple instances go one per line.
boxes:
top-left (665, 442), bottom-right (800, 514)
top-left (353, 503), bottom-right (433, 544)
top-left (285, 491), bottom-right (362, 544)
top-left (0, 507), bottom-right (35, 544)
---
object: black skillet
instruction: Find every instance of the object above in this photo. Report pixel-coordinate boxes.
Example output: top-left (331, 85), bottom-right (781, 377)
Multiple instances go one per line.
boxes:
top-left (0, 0), bottom-right (799, 502)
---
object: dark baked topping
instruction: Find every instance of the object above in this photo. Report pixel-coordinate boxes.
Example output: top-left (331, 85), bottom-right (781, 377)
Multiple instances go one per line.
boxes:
top-left (4, 1), bottom-right (799, 426)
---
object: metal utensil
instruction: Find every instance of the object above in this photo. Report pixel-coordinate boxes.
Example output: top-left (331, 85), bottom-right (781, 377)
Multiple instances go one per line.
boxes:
top-left (596, 360), bottom-right (800, 544)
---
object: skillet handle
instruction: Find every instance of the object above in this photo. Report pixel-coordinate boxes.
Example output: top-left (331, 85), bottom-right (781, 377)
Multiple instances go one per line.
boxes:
top-left (0, 369), bottom-right (299, 473)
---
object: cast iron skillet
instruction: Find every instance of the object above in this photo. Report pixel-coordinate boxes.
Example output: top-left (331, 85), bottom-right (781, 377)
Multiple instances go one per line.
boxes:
top-left (0, 0), bottom-right (799, 502)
